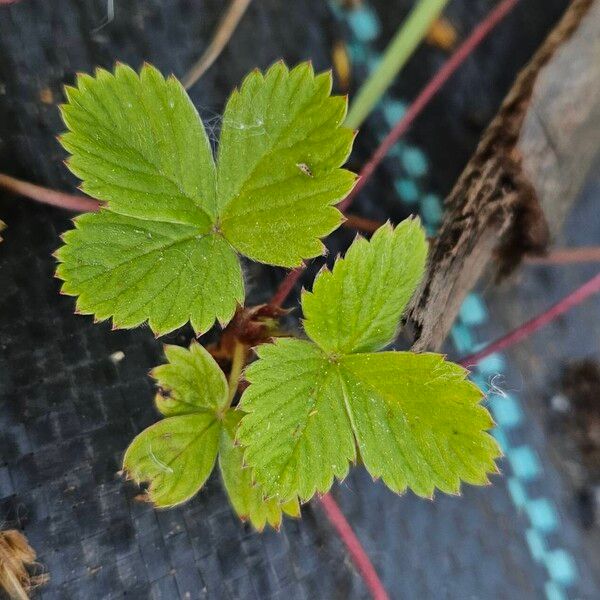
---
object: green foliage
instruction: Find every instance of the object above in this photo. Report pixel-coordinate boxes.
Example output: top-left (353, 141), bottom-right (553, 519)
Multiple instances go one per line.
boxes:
top-left (220, 411), bottom-right (301, 530)
top-left (57, 61), bottom-right (499, 527)
top-left (303, 220), bottom-right (427, 354)
top-left (123, 342), bottom-right (298, 529)
top-left (56, 62), bottom-right (355, 335)
top-left (237, 220), bottom-right (501, 502)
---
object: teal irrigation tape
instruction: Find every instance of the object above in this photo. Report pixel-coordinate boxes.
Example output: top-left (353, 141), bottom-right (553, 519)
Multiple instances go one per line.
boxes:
top-left (334, 2), bottom-right (579, 598)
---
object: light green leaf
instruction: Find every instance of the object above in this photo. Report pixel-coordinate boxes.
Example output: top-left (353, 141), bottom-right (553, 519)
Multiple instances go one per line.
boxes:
top-left (339, 352), bottom-right (501, 497)
top-left (58, 62), bottom-right (355, 334)
top-left (218, 62), bottom-right (356, 266)
top-left (152, 342), bottom-right (228, 415)
top-left (237, 338), bottom-right (356, 502)
top-left (123, 413), bottom-right (221, 507)
top-left (55, 210), bottom-right (243, 335)
top-left (123, 342), bottom-right (226, 507)
top-left (124, 342), bottom-right (301, 524)
top-left (61, 64), bottom-right (216, 225)
top-left (238, 221), bottom-right (500, 502)
top-left (303, 218), bottom-right (427, 354)
top-left (219, 411), bottom-right (300, 530)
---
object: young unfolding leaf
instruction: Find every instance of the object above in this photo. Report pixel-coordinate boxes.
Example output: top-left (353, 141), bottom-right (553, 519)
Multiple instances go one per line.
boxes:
top-left (56, 62), bottom-right (355, 335)
top-left (123, 342), bottom-right (299, 528)
top-left (238, 219), bottom-right (501, 502)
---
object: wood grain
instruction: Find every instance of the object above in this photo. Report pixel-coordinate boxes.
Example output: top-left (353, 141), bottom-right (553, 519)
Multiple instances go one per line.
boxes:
top-left (407, 0), bottom-right (600, 351)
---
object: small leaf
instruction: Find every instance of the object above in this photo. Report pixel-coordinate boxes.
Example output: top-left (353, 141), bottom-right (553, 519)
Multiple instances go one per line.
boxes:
top-left (123, 413), bottom-right (221, 508)
top-left (219, 411), bottom-right (300, 530)
top-left (237, 339), bottom-right (355, 502)
top-left (218, 62), bottom-right (356, 266)
top-left (303, 218), bottom-right (427, 354)
top-left (123, 343), bottom-right (227, 507)
top-left (153, 342), bottom-right (229, 415)
top-left (56, 210), bottom-right (243, 335)
top-left (339, 352), bottom-right (501, 497)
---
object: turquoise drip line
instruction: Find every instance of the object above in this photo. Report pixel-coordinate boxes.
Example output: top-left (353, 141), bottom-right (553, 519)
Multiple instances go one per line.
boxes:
top-left (332, 3), bottom-right (579, 599)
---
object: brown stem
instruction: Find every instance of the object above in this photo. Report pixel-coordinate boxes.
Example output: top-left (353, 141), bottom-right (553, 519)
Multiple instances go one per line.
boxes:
top-left (525, 247), bottom-right (600, 265)
top-left (0, 173), bottom-right (99, 213)
top-left (182, 0), bottom-right (253, 89)
top-left (343, 214), bottom-right (384, 234)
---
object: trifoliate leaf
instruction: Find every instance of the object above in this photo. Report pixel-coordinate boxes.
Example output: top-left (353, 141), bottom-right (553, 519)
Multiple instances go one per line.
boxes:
top-left (303, 218), bottom-right (427, 354)
top-left (239, 222), bottom-right (500, 502)
top-left (123, 413), bottom-right (221, 507)
top-left (339, 352), bottom-right (501, 497)
top-left (219, 411), bottom-right (300, 530)
top-left (152, 342), bottom-right (229, 415)
top-left (125, 343), bottom-right (300, 528)
top-left (218, 62), bottom-right (356, 266)
top-left (57, 62), bottom-right (355, 335)
top-left (123, 342), bottom-right (228, 507)
top-left (55, 211), bottom-right (243, 335)
top-left (237, 339), bottom-right (356, 502)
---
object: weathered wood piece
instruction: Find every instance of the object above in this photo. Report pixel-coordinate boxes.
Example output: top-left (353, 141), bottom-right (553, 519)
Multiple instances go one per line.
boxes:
top-left (408, 0), bottom-right (600, 351)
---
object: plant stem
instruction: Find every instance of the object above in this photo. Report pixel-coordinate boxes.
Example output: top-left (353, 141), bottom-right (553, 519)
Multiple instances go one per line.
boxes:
top-left (525, 247), bottom-right (600, 265)
top-left (271, 266), bottom-right (306, 308)
top-left (0, 173), bottom-right (99, 213)
top-left (319, 493), bottom-right (390, 600)
top-left (459, 271), bottom-right (600, 367)
top-left (343, 214), bottom-right (385, 234)
top-left (340, 0), bottom-right (519, 212)
top-left (182, 0), bottom-right (252, 89)
top-left (344, 0), bottom-right (449, 130)
top-left (227, 340), bottom-right (248, 405)
top-left (272, 0), bottom-right (520, 307)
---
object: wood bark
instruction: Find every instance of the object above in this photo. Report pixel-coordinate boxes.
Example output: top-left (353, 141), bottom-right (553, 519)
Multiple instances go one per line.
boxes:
top-left (408, 0), bottom-right (600, 351)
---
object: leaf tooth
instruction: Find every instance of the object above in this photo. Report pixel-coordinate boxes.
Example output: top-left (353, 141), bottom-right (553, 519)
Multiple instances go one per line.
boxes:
top-left (93, 65), bottom-right (112, 81)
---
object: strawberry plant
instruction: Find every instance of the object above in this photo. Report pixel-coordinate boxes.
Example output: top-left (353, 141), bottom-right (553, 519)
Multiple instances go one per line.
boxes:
top-left (55, 61), bottom-right (500, 530)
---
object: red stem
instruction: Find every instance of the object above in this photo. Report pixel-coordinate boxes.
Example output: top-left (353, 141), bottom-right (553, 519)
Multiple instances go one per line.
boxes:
top-left (0, 173), bottom-right (99, 213)
top-left (339, 0), bottom-right (519, 212)
top-left (459, 271), bottom-right (600, 367)
top-left (271, 0), bottom-right (520, 306)
top-left (270, 266), bottom-right (306, 308)
top-left (319, 493), bottom-right (390, 600)
top-left (526, 247), bottom-right (600, 265)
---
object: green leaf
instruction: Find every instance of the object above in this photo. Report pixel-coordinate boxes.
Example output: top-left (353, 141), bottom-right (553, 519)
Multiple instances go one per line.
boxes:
top-left (237, 339), bottom-right (356, 502)
top-left (218, 62), bottom-right (356, 266)
top-left (123, 413), bottom-right (221, 507)
top-left (124, 343), bottom-right (300, 527)
top-left (123, 342), bottom-right (227, 507)
top-left (219, 411), bottom-right (300, 530)
top-left (61, 64), bottom-right (216, 226)
top-left (55, 211), bottom-right (243, 335)
top-left (303, 218), bottom-right (427, 354)
top-left (238, 222), bottom-right (500, 502)
top-left (339, 352), bottom-right (501, 497)
top-left (152, 342), bottom-right (229, 415)
top-left (57, 62), bottom-right (355, 335)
